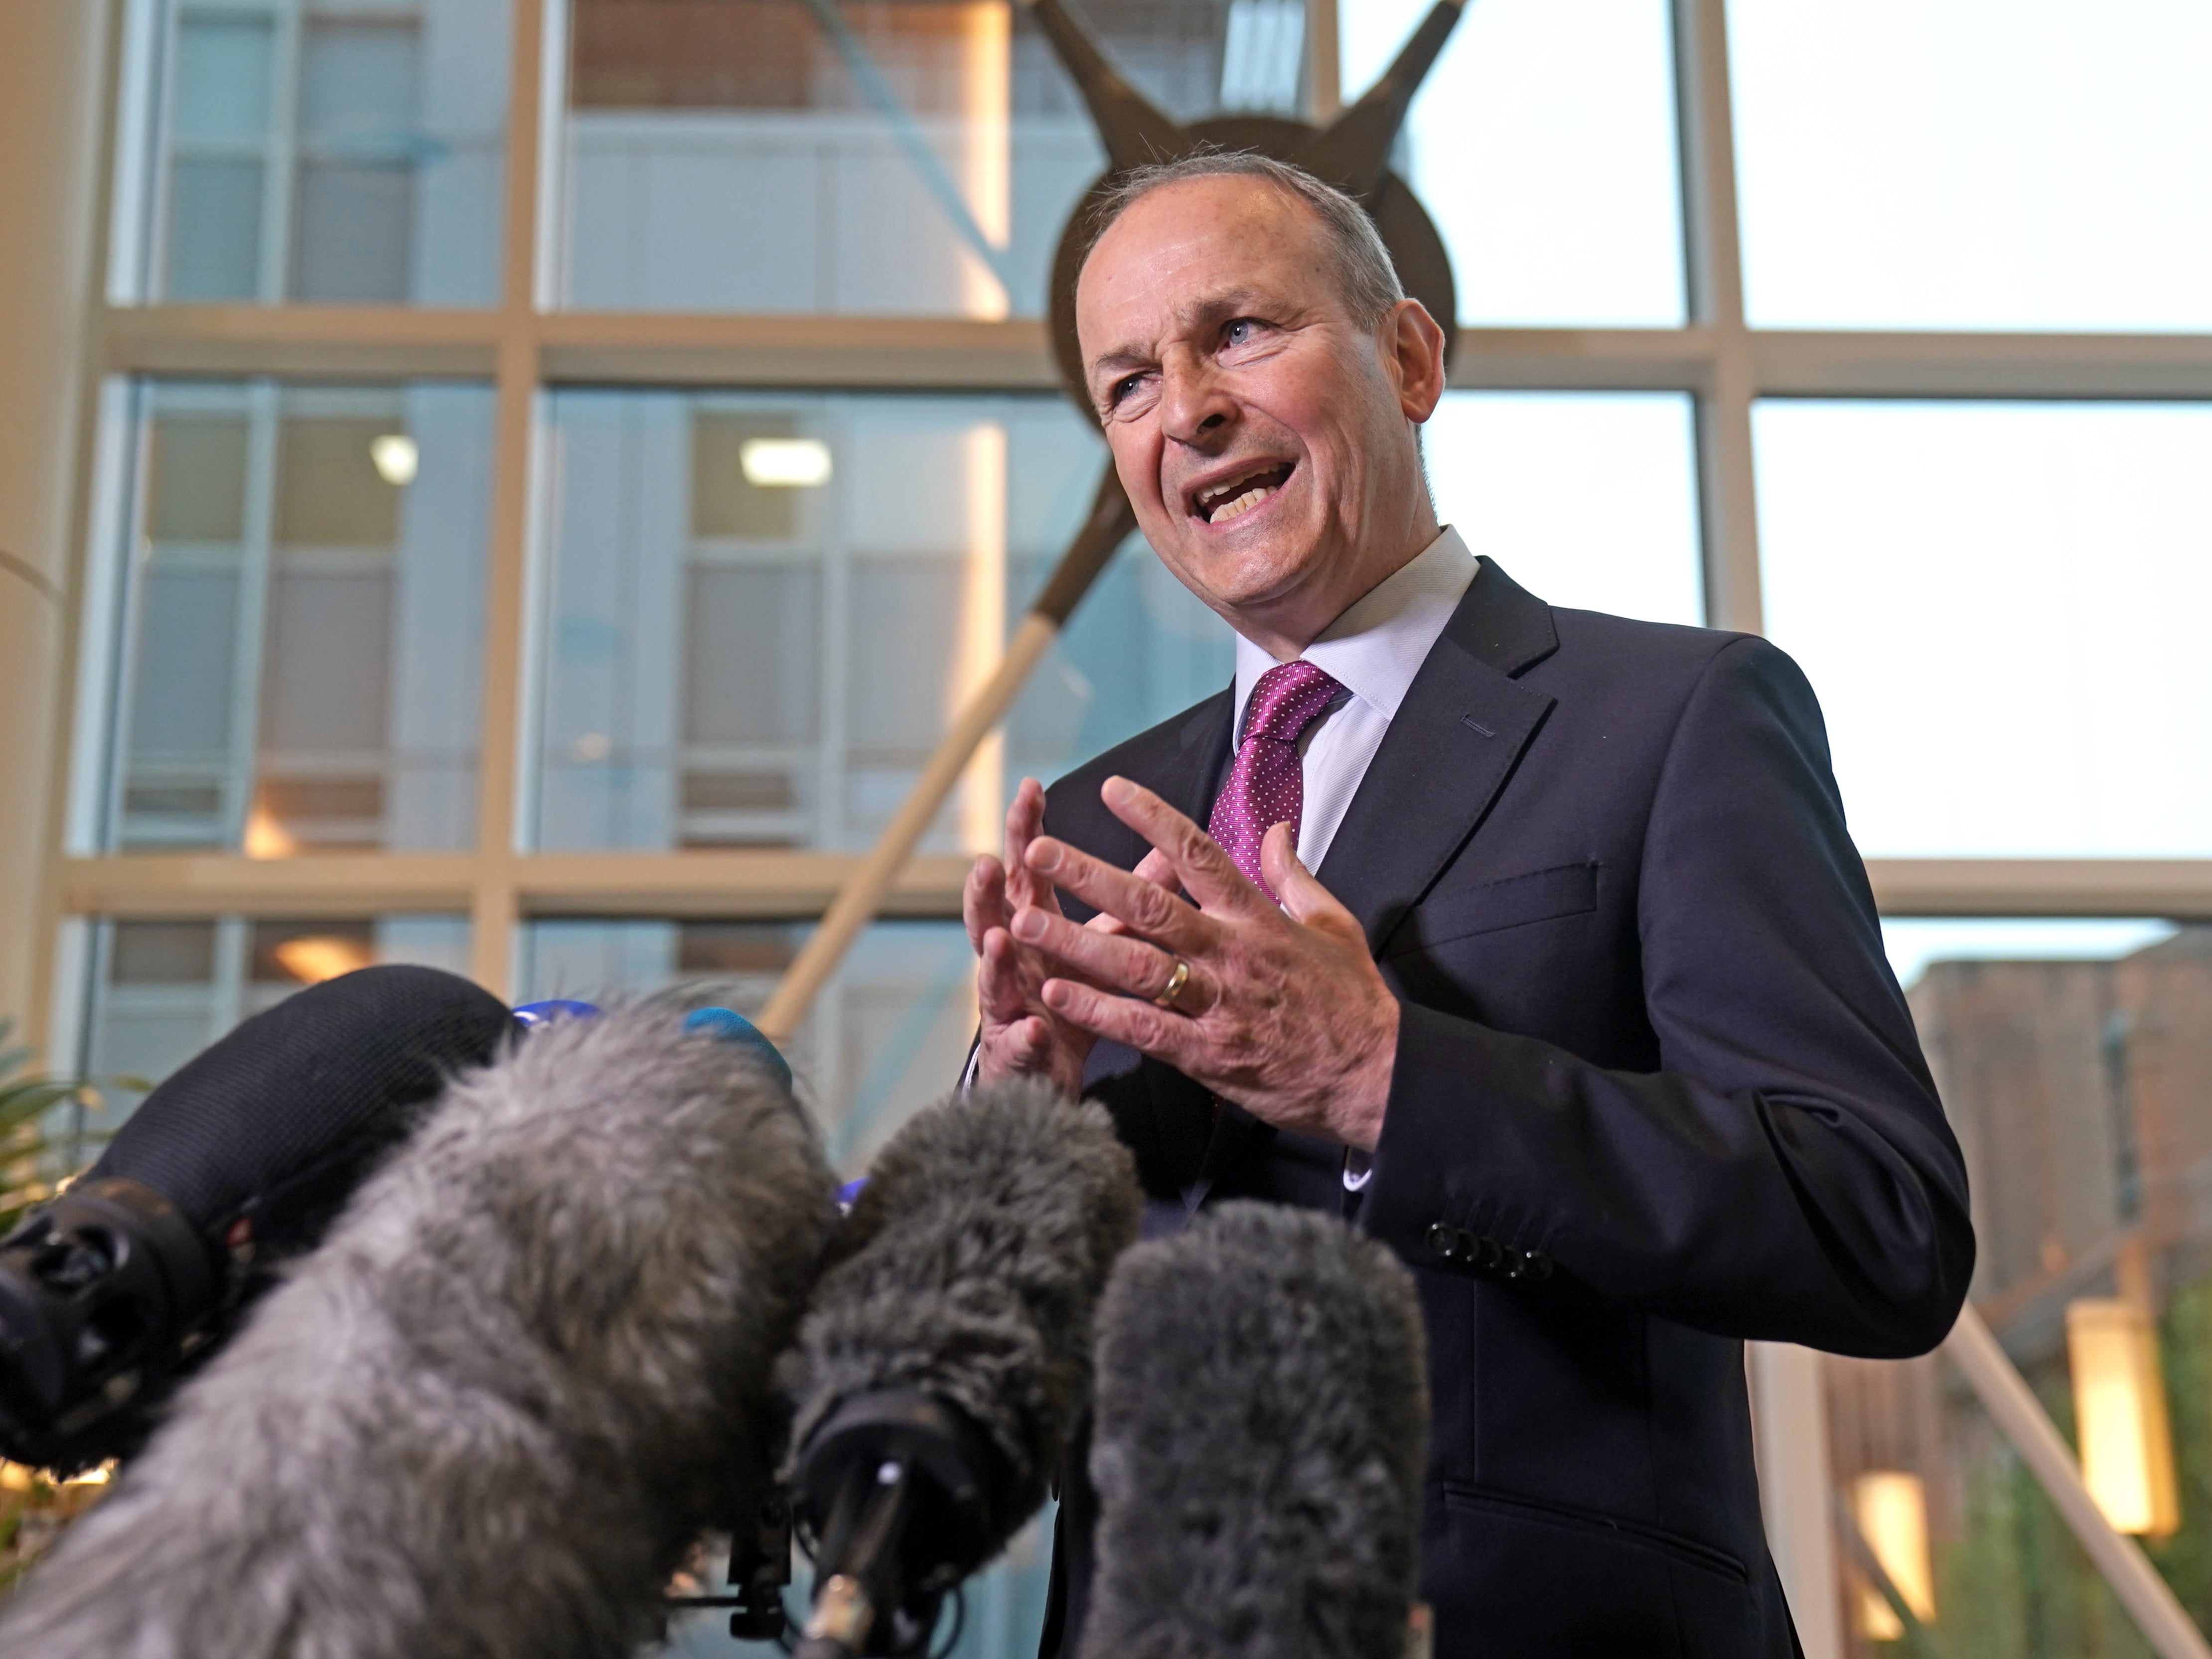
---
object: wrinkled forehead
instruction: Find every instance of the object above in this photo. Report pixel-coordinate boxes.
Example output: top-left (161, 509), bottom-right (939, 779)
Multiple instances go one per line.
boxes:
top-left (1076, 177), bottom-right (1332, 353)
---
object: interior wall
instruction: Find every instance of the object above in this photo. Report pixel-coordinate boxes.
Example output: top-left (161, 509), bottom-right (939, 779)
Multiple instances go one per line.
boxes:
top-left (0, 2), bottom-right (110, 1050)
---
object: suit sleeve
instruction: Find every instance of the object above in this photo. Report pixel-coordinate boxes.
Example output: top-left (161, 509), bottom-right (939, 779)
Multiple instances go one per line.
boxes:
top-left (1357, 635), bottom-right (1974, 1357)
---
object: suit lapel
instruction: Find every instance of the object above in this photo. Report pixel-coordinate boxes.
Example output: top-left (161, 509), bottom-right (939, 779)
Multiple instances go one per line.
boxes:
top-left (1159, 690), bottom-right (1234, 825)
top-left (1318, 557), bottom-right (1561, 957)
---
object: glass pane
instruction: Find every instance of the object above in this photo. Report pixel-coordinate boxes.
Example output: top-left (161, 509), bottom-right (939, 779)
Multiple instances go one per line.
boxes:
top-left (559, 0), bottom-right (1252, 316)
top-left (68, 913), bottom-right (471, 1149)
top-left (1755, 402), bottom-right (2212, 857)
top-left (1731, 0), bottom-right (2212, 331)
top-left (94, 380), bottom-right (495, 855)
top-left (129, 0), bottom-right (510, 305)
top-left (533, 389), bottom-right (1231, 853)
top-left (1827, 922), bottom-right (2212, 1654)
top-left (1340, 0), bottom-right (1685, 326)
top-left (1424, 392), bottom-right (1702, 624)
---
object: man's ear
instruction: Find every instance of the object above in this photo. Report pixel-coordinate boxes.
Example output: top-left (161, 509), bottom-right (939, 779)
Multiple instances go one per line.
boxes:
top-left (1386, 298), bottom-right (1449, 423)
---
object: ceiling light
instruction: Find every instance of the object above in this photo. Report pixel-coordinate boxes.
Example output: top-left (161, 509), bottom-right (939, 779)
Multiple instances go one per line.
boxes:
top-left (370, 432), bottom-right (419, 486)
top-left (273, 936), bottom-right (377, 985)
top-left (739, 437), bottom-right (832, 488)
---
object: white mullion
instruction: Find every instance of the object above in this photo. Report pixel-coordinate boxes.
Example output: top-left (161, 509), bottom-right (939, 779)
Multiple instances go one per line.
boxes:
top-left (258, 0), bottom-right (304, 303)
top-left (225, 381), bottom-right (282, 849)
top-left (1672, 0), bottom-right (1762, 638)
top-left (467, 0), bottom-right (550, 996)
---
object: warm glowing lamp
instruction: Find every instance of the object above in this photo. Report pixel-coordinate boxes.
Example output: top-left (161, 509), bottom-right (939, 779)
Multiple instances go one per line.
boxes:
top-left (738, 437), bottom-right (832, 488)
top-left (243, 807), bottom-right (297, 860)
top-left (2066, 1297), bottom-right (2181, 1537)
top-left (1851, 1470), bottom-right (1935, 1639)
top-left (272, 936), bottom-right (376, 985)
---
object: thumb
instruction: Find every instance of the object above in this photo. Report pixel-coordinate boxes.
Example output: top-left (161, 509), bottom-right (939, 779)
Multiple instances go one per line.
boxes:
top-left (1262, 823), bottom-right (1358, 936)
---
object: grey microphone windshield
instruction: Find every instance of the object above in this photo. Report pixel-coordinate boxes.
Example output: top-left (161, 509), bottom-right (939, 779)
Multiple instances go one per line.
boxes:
top-left (1078, 1202), bottom-right (1431, 1659)
top-left (0, 1003), bottom-right (838, 1659)
top-left (782, 1080), bottom-right (1141, 1658)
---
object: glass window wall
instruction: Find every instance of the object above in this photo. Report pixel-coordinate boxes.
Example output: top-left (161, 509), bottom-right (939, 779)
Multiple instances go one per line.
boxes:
top-left (91, 379), bottom-right (495, 856)
top-left (1339, 0), bottom-right (1686, 326)
top-left (121, 0), bottom-right (512, 306)
top-left (1730, 0), bottom-right (2212, 332)
top-left (67, 913), bottom-right (472, 1152)
top-left (1756, 401), bottom-right (2212, 858)
top-left (532, 388), bottom-right (1230, 852)
top-left (559, 0), bottom-right (1257, 316)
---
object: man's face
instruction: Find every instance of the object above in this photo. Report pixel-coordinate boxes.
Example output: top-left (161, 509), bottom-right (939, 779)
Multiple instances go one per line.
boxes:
top-left (1074, 175), bottom-right (1443, 651)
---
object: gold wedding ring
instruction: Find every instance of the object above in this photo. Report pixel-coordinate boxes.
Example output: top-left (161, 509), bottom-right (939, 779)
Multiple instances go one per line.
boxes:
top-left (1154, 956), bottom-right (1192, 1010)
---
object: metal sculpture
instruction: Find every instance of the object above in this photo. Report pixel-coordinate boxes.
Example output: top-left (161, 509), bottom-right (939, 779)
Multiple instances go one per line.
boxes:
top-left (760, 0), bottom-right (1468, 1042)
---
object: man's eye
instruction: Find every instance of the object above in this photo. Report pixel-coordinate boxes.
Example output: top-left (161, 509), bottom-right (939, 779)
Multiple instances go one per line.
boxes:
top-left (1223, 318), bottom-right (1263, 349)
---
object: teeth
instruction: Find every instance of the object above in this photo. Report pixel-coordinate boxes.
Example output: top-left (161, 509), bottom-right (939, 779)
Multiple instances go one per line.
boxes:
top-left (1208, 485), bottom-right (1275, 524)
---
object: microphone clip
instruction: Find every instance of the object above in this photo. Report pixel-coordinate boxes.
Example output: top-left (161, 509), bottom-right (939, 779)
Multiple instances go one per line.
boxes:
top-left (0, 1178), bottom-right (215, 1473)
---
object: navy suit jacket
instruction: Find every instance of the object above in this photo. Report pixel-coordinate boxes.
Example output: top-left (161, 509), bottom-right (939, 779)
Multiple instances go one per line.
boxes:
top-left (1036, 559), bottom-right (1973, 1658)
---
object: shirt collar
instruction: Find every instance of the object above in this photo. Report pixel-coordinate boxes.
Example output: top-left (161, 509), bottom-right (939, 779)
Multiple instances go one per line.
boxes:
top-left (1231, 525), bottom-right (1479, 740)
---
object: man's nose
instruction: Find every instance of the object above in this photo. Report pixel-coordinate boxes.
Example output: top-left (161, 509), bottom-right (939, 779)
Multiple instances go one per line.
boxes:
top-left (1159, 356), bottom-right (1237, 447)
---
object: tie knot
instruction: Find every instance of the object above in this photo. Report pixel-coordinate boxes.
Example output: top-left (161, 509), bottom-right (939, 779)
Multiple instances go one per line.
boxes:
top-left (1243, 659), bottom-right (1343, 747)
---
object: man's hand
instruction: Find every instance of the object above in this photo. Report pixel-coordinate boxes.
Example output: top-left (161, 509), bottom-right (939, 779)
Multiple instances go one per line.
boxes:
top-left (964, 777), bottom-right (1181, 1097)
top-left (1009, 776), bottom-right (1400, 1151)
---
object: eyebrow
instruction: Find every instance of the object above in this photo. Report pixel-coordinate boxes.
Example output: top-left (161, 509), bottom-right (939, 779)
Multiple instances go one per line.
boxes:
top-left (1087, 286), bottom-right (1276, 383)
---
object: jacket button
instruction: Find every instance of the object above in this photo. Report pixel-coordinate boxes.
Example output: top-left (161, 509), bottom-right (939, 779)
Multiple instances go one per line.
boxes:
top-left (1523, 1251), bottom-right (1553, 1282)
top-left (1427, 1223), bottom-right (1460, 1260)
top-left (1466, 1233), bottom-right (1498, 1271)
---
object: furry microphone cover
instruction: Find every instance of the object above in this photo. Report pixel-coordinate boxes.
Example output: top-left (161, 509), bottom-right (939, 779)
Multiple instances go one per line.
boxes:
top-left (0, 1005), bottom-right (838, 1659)
top-left (1079, 1202), bottom-right (1431, 1659)
top-left (781, 1079), bottom-right (1141, 1553)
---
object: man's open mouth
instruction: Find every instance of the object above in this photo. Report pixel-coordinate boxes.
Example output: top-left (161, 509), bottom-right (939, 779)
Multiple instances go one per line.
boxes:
top-left (1190, 461), bottom-right (1295, 526)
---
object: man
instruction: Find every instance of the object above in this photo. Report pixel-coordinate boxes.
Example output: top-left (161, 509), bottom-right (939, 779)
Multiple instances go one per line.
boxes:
top-left (962, 153), bottom-right (1973, 1657)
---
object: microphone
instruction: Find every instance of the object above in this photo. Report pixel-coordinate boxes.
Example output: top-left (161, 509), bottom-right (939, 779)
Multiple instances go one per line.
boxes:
top-left (1077, 1202), bottom-right (1432, 1659)
top-left (781, 1080), bottom-right (1141, 1659)
top-left (0, 1000), bottom-right (839, 1659)
top-left (0, 964), bottom-right (517, 1472)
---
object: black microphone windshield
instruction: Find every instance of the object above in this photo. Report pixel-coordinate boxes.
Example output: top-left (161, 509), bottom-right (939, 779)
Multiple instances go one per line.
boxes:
top-left (0, 1002), bottom-right (839, 1659)
top-left (0, 964), bottom-right (516, 1471)
top-left (1078, 1202), bottom-right (1431, 1659)
top-left (783, 1080), bottom-right (1140, 1657)
top-left (91, 961), bottom-right (517, 1244)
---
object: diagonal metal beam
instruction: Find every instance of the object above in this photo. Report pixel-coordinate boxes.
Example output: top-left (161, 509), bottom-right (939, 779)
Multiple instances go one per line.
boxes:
top-left (1017, 0), bottom-right (1189, 170)
top-left (1943, 1303), bottom-right (2212, 1659)
top-left (1298, 0), bottom-right (1466, 199)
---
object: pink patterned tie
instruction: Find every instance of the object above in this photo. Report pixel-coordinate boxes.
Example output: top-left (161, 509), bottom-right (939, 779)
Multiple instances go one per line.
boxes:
top-left (1208, 659), bottom-right (1344, 903)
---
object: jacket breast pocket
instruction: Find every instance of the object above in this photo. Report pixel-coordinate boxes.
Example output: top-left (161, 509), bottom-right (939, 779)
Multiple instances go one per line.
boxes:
top-left (1383, 861), bottom-right (1600, 961)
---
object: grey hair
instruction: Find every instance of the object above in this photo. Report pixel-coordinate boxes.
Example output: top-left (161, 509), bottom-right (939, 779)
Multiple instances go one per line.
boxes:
top-left (1079, 151), bottom-right (1406, 328)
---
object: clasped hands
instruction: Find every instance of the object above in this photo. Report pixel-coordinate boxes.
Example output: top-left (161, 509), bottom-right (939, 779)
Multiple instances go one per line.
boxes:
top-left (963, 774), bottom-right (1399, 1152)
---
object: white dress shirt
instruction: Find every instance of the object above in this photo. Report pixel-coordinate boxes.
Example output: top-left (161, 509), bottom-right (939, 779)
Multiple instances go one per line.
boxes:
top-left (1229, 524), bottom-right (1479, 875)
top-left (1227, 526), bottom-right (1477, 1192)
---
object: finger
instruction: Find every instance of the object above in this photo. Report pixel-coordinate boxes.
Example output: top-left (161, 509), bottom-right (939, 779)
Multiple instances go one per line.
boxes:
top-left (1097, 775), bottom-right (1272, 919)
top-left (1003, 778), bottom-right (1058, 914)
top-left (1084, 847), bottom-right (1185, 938)
top-left (1261, 823), bottom-right (1365, 943)
top-left (1026, 836), bottom-right (1214, 952)
top-left (964, 853), bottom-right (1009, 955)
top-left (1012, 905), bottom-right (1198, 1007)
top-left (976, 928), bottom-right (1036, 1024)
top-left (1133, 845), bottom-right (1184, 894)
top-left (978, 1014), bottom-right (1055, 1083)
top-left (1039, 976), bottom-right (1199, 1069)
